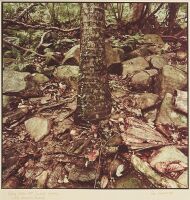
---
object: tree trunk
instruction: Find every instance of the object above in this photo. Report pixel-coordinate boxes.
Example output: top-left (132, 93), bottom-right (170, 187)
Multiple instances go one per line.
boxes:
top-left (74, 3), bottom-right (112, 125)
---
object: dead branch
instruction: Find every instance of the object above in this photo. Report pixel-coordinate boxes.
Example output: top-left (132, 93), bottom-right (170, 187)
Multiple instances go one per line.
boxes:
top-left (35, 30), bottom-right (51, 52)
top-left (16, 3), bottom-right (38, 20)
top-left (3, 19), bottom-right (80, 33)
top-left (3, 39), bottom-right (45, 57)
top-left (161, 35), bottom-right (187, 43)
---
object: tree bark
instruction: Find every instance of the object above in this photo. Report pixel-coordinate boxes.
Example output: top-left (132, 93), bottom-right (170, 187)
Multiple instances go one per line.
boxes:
top-left (74, 3), bottom-right (112, 125)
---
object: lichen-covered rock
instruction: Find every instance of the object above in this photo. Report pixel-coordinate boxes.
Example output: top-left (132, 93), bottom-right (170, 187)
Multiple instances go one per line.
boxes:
top-left (25, 117), bottom-right (51, 142)
top-left (32, 73), bottom-right (49, 84)
top-left (150, 55), bottom-right (168, 69)
top-left (122, 57), bottom-right (149, 76)
top-left (155, 65), bottom-right (187, 98)
top-left (155, 93), bottom-right (187, 128)
top-left (143, 34), bottom-right (164, 46)
top-left (3, 70), bottom-right (31, 93)
top-left (62, 45), bottom-right (80, 65)
top-left (68, 166), bottom-right (99, 182)
top-left (53, 65), bottom-right (79, 79)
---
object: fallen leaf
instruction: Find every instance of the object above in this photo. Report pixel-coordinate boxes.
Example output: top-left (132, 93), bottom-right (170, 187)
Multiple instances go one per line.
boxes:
top-left (100, 175), bottom-right (109, 188)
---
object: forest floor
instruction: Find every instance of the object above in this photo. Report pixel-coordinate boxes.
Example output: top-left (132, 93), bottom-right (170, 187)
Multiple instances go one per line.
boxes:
top-left (2, 32), bottom-right (188, 189)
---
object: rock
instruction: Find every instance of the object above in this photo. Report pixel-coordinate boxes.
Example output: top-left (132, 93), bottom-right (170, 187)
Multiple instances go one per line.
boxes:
top-left (127, 45), bottom-right (151, 59)
top-left (68, 166), bottom-right (99, 182)
top-left (175, 64), bottom-right (187, 73)
top-left (131, 154), bottom-right (184, 188)
top-left (144, 109), bottom-right (157, 122)
top-left (3, 95), bottom-right (11, 111)
top-left (122, 117), bottom-right (168, 150)
top-left (122, 57), bottom-right (149, 76)
top-left (53, 65), bottom-right (79, 80)
top-left (62, 42), bottom-right (124, 68)
top-left (133, 93), bottom-right (159, 110)
top-left (114, 174), bottom-right (145, 188)
top-left (177, 170), bottom-right (188, 188)
top-left (156, 93), bottom-right (187, 128)
top-left (62, 45), bottom-right (80, 65)
top-left (105, 42), bottom-right (124, 67)
top-left (47, 164), bottom-right (66, 188)
top-left (25, 117), bottom-right (51, 142)
top-left (149, 146), bottom-right (187, 173)
top-left (131, 69), bottom-right (158, 90)
top-left (174, 90), bottom-right (187, 114)
top-left (32, 73), bottom-right (49, 84)
top-left (143, 34), bottom-right (164, 46)
top-left (36, 170), bottom-right (49, 188)
top-left (107, 135), bottom-right (123, 146)
top-left (156, 65), bottom-right (187, 97)
top-left (150, 55), bottom-right (168, 69)
top-left (176, 51), bottom-right (187, 61)
top-left (3, 70), bottom-right (31, 93)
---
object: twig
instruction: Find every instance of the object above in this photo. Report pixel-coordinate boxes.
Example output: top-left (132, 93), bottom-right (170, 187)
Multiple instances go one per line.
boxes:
top-left (4, 19), bottom-right (80, 33)
top-left (16, 3), bottom-right (38, 20)
top-left (3, 39), bottom-right (45, 57)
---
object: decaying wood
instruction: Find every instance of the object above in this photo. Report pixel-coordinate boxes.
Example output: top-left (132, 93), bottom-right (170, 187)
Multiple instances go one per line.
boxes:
top-left (3, 108), bottom-right (29, 125)
top-left (4, 19), bottom-right (80, 33)
top-left (131, 155), bottom-right (186, 188)
top-left (174, 90), bottom-right (187, 114)
top-left (121, 117), bottom-right (168, 150)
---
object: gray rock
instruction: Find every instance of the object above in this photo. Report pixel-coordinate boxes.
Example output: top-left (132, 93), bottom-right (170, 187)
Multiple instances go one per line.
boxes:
top-left (62, 45), bottom-right (80, 65)
top-left (156, 93), bottom-right (187, 128)
top-left (149, 146), bottom-right (187, 169)
top-left (32, 73), bottom-right (49, 84)
top-left (133, 93), bottom-right (159, 110)
top-left (177, 170), bottom-right (188, 188)
top-left (156, 65), bottom-right (187, 97)
top-left (53, 65), bottom-right (79, 80)
top-left (3, 70), bottom-right (31, 93)
top-left (144, 109), bottom-right (157, 122)
top-left (25, 117), bottom-right (51, 142)
top-left (143, 34), bottom-right (164, 46)
top-left (68, 167), bottom-right (99, 182)
top-left (122, 57), bottom-right (149, 76)
top-left (150, 55), bottom-right (168, 69)
top-left (131, 69), bottom-right (158, 90)
top-left (127, 45), bottom-right (150, 58)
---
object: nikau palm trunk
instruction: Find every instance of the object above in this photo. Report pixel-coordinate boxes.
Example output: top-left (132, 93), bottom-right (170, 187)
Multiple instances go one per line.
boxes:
top-left (74, 3), bottom-right (112, 124)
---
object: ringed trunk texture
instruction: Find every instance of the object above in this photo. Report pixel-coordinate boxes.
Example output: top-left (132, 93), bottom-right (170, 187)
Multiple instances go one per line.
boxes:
top-left (74, 3), bottom-right (112, 124)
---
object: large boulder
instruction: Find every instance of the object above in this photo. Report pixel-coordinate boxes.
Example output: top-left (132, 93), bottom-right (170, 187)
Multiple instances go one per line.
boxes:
top-left (3, 70), bottom-right (41, 97)
top-left (130, 69), bottom-right (158, 91)
top-left (150, 55), bottom-right (168, 70)
top-left (32, 73), bottom-right (49, 84)
top-left (62, 42), bottom-right (124, 68)
top-left (53, 65), bottom-right (79, 80)
top-left (122, 57), bottom-right (149, 76)
top-left (156, 93), bottom-right (187, 128)
top-left (155, 65), bottom-right (187, 97)
top-left (25, 117), bottom-right (51, 142)
top-left (3, 70), bottom-right (31, 93)
top-left (143, 34), bottom-right (164, 46)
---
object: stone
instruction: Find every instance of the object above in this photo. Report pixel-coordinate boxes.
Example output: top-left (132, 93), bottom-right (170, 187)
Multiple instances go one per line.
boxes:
top-left (144, 109), bottom-right (157, 122)
top-left (127, 45), bottom-right (150, 59)
top-left (3, 70), bottom-right (31, 93)
top-left (62, 45), bottom-right (80, 65)
top-left (131, 69), bottom-right (158, 90)
top-left (176, 51), bottom-right (187, 61)
top-left (36, 171), bottom-right (49, 188)
top-left (122, 57), bottom-right (149, 76)
top-left (177, 170), bottom-right (188, 188)
top-left (105, 42), bottom-right (124, 67)
top-left (107, 135), bottom-right (123, 146)
top-left (133, 93), bottom-right (159, 110)
top-left (68, 167), bottom-right (99, 182)
top-left (114, 174), bottom-right (145, 188)
top-left (149, 146), bottom-right (187, 170)
top-left (150, 55), bottom-right (168, 69)
top-left (25, 117), bottom-right (51, 142)
top-left (47, 164), bottom-right (66, 188)
top-left (156, 65), bottom-right (187, 97)
top-left (32, 73), bottom-right (49, 84)
top-left (53, 65), bottom-right (79, 79)
top-left (3, 95), bottom-right (11, 111)
top-left (155, 93), bottom-right (187, 128)
top-left (143, 34), bottom-right (164, 46)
